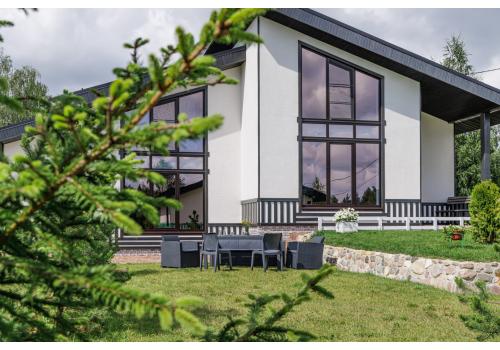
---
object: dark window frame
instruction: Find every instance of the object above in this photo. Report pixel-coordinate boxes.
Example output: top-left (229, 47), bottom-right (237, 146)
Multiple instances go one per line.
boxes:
top-left (122, 87), bottom-right (208, 234)
top-left (298, 42), bottom-right (385, 210)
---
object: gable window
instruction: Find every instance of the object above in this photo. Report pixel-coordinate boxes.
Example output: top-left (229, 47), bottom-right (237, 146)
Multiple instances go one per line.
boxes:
top-left (300, 46), bottom-right (382, 208)
top-left (123, 89), bottom-right (206, 233)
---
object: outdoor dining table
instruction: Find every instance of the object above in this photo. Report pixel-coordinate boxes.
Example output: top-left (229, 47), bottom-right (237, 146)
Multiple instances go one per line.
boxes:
top-left (209, 234), bottom-right (285, 267)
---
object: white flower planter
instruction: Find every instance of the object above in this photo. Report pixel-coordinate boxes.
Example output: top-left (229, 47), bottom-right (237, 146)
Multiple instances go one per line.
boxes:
top-left (336, 222), bottom-right (358, 233)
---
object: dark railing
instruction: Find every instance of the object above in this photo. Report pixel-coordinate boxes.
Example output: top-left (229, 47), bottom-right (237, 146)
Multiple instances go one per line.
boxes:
top-left (242, 198), bottom-right (300, 225)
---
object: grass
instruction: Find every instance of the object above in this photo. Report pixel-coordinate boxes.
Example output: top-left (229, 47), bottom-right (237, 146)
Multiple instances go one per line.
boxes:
top-left (318, 230), bottom-right (500, 262)
top-left (87, 263), bottom-right (499, 342)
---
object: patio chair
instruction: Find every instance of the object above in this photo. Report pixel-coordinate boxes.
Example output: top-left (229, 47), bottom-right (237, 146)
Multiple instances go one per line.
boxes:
top-left (251, 233), bottom-right (283, 271)
top-left (200, 234), bottom-right (233, 272)
top-left (161, 235), bottom-right (199, 268)
top-left (286, 236), bottom-right (325, 270)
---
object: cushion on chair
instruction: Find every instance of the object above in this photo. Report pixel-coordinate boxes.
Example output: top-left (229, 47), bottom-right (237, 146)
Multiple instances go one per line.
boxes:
top-left (162, 235), bottom-right (179, 242)
top-left (181, 241), bottom-right (199, 252)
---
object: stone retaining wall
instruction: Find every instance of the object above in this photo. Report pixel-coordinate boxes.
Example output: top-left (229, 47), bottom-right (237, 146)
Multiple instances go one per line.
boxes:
top-left (323, 245), bottom-right (500, 294)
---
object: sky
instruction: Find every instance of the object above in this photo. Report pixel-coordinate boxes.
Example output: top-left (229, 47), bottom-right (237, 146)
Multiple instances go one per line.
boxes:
top-left (1, 8), bottom-right (500, 95)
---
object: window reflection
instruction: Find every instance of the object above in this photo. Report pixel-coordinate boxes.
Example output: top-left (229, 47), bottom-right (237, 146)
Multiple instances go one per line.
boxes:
top-left (356, 125), bottom-right (379, 139)
top-left (302, 142), bottom-right (327, 205)
top-left (302, 124), bottom-right (326, 137)
top-left (179, 92), bottom-right (204, 152)
top-left (330, 144), bottom-right (352, 204)
top-left (123, 178), bottom-right (153, 230)
top-left (153, 174), bottom-right (177, 229)
top-left (355, 71), bottom-right (379, 121)
top-left (179, 174), bottom-right (204, 230)
top-left (152, 156), bottom-right (177, 169)
top-left (133, 155), bottom-right (150, 168)
top-left (301, 48), bottom-right (327, 119)
top-left (153, 102), bottom-right (175, 122)
top-left (329, 124), bottom-right (353, 138)
top-left (356, 143), bottom-right (380, 205)
top-left (329, 63), bottom-right (352, 119)
top-left (179, 157), bottom-right (203, 170)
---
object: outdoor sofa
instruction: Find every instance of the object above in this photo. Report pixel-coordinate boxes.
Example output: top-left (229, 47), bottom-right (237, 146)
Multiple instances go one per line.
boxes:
top-left (286, 236), bottom-right (325, 269)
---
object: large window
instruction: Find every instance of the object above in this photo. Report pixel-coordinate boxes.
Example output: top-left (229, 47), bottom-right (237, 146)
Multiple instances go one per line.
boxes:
top-left (123, 89), bottom-right (206, 232)
top-left (300, 46), bottom-right (382, 208)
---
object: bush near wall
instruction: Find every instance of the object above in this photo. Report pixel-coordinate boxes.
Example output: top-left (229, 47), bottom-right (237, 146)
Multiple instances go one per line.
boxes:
top-left (469, 180), bottom-right (500, 244)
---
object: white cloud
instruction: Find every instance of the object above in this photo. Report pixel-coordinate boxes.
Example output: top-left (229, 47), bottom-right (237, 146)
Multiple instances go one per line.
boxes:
top-left (1, 8), bottom-right (500, 94)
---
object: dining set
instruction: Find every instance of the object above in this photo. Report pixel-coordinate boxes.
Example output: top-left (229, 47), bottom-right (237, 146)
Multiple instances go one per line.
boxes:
top-left (160, 233), bottom-right (325, 271)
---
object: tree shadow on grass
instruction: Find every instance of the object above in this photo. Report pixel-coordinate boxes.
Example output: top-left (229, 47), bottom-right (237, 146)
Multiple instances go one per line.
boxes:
top-left (127, 268), bottom-right (161, 278)
top-left (87, 301), bottom-right (241, 341)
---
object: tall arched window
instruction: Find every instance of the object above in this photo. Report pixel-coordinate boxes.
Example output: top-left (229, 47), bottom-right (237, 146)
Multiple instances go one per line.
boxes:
top-left (300, 45), bottom-right (382, 209)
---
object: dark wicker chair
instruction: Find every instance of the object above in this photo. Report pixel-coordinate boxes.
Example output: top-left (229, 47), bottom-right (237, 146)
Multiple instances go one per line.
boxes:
top-left (160, 235), bottom-right (199, 268)
top-left (286, 236), bottom-right (325, 270)
top-left (200, 234), bottom-right (233, 272)
top-left (251, 233), bottom-right (283, 271)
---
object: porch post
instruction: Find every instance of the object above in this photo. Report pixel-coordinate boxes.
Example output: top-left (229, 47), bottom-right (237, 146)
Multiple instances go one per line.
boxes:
top-left (480, 112), bottom-right (491, 180)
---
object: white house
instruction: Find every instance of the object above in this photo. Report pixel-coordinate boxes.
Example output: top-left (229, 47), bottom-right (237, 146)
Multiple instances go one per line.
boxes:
top-left (1, 9), bottom-right (499, 248)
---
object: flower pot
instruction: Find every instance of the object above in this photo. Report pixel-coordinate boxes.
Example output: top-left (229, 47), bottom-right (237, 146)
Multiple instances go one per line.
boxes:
top-left (451, 233), bottom-right (463, 241)
top-left (336, 222), bottom-right (358, 233)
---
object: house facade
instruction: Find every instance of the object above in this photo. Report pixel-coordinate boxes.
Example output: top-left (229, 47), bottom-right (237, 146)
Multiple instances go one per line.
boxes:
top-left (1, 9), bottom-right (499, 248)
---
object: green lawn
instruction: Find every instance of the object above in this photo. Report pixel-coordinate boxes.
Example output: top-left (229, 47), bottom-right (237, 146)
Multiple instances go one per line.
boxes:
top-left (318, 230), bottom-right (500, 262)
top-left (87, 263), bottom-right (498, 342)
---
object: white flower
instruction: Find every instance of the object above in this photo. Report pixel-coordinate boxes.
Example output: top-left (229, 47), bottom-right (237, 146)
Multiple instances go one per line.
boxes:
top-left (334, 208), bottom-right (358, 223)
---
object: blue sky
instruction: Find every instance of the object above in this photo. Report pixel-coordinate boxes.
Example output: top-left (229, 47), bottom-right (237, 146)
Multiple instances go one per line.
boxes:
top-left (1, 8), bottom-right (500, 95)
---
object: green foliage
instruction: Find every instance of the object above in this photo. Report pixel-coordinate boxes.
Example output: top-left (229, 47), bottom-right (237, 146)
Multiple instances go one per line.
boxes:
top-left (440, 35), bottom-right (500, 195)
top-left (455, 127), bottom-right (500, 196)
top-left (442, 225), bottom-right (465, 241)
top-left (0, 8), bottom-right (267, 341)
top-left (455, 277), bottom-right (500, 341)
top-left (469, 181), bottom-right (500, 244)
top-left (441, 35), bottom-right (474, 77)
top-left (205, 265), bottom-right (334, 341)
top-left (319, 230), bottom-right (499, 262)
top-left (0, 49), bottom-right (49, 127)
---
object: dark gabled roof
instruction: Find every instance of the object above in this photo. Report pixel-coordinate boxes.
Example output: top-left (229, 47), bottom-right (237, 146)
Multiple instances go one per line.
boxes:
top-left (0, 46), bottom-right (246, 143)
top-left (74, 45), bottom-right (246, 104)
top-left (0, 119), bottom-right (34, 144)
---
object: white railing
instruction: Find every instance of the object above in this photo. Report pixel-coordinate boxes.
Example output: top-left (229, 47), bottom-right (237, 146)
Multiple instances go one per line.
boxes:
top-left (317, 216), bottom-right (471, 231)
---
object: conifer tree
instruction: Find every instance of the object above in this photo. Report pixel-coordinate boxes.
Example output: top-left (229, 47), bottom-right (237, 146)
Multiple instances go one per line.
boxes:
top-left (0, 8), bottom-right (268, 341)
top-left (0, 8), bottom-right (336, 342)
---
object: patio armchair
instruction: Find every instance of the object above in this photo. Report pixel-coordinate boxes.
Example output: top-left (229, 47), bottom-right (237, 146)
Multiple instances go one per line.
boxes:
top-left (251, 233), bottom-right (283, 271)
top-left (200, 234), bottom-right (233, 272)
top-left (161, 235), bottom-right (200, 268)
top-left (286, 236), bottom-right (325, 270)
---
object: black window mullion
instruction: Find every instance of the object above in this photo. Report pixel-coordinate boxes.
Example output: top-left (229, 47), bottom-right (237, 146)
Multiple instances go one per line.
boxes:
top-left (326, 58), bottom-right (330, 120)
top-left (352, 143), bottom-right (356, 206)
top-left (326, 142), bottom-right (331, 205)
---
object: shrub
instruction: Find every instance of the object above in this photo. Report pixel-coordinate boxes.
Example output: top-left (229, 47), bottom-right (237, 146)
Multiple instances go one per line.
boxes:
top-left (334, 208), bottom-right (358, 223)
top-left (469, 180), bottom-right (500, 244)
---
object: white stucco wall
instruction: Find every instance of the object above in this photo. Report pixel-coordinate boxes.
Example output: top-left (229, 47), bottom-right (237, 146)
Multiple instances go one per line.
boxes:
top-left (2, 139), bottom-right (23, 158)
top-left (258, 17), bottom-right (421, 200)
top-left (421, 112), bottom-right (454, 202)
top-left (207, 66), bottom-right (243, 223)
top-left (240, 19), bottom-right (259, 201)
